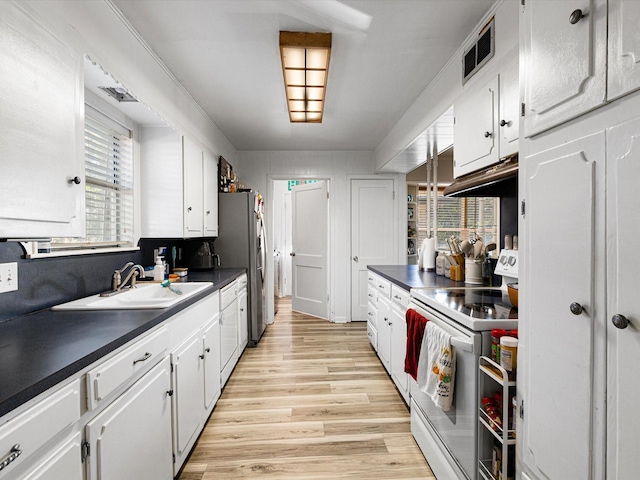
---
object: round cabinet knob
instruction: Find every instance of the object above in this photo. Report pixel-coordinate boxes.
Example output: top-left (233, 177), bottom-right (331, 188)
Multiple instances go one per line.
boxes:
top-left (353, 256), bottom-right (359, 262)
top-left (68, 176), bottom-right (82, 185)
top-left (484, 131), bottom-right (492, 138)
top-left (187, 206), bottom-right (192, 212)
top-left (290, 252), bottom-right (295, 256)
top-left (612, 314), bottom-right (630, 330)
top-left (570, 302), bottom-right (584, 315)
top-left (206, 210), bottom-right (211, 215)
top-left (569, 9), bottom-right (584, 24)
top-left (500, 120), bottom-right (509, 127)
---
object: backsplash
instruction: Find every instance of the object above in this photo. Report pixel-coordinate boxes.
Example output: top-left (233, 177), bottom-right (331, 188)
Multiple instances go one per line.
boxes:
top-left (0, 241), bottom-right (144, 322)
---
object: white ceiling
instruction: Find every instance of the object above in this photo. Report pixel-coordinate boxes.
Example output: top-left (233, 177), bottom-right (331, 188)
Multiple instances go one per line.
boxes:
top-left (110, 0), bottom-right (495, 153)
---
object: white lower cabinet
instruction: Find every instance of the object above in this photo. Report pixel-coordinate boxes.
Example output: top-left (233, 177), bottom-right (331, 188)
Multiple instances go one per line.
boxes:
top-left (376, 295), bottom-right (392, 373)
top-left (85, 357), bottom-right (173, 480)
top-left (238, 275), bottom-right (248, 352)
top-left (203, 317), bottom-right (221, 413)
top-left (171, 331), bottom-right (205, 471)
top-left (21, 432), bottom-right (82, 480)
top-left (220, 281), bottom-right (239, 387)
top-left (390, 286), bottom-right (410, 404)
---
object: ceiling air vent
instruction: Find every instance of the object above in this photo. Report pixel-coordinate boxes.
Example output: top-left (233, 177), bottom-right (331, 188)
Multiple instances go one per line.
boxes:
top-left (462, 17), bottom-right (495, 84)
top-left (99, 86), bottom-right (138, 103)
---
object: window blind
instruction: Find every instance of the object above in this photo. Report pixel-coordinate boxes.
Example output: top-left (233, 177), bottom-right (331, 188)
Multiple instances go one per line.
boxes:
top-left (52, 108), bottom-right (134, 248)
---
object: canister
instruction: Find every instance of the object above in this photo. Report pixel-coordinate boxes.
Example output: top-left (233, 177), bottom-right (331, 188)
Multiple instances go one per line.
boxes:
top-left (500, 336), bottom-right (518, 381)
top-left (464, 258), bottom-right (482, 284)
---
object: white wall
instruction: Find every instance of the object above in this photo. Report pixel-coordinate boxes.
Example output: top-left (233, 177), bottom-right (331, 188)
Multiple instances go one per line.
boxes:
top-left (238, 151), bottom-right (404, 323)
top-left (21, 0), bottom-right (237, 165)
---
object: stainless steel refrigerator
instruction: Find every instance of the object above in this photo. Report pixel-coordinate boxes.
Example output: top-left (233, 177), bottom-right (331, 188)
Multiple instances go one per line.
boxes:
top-left (215, 192), bottom-right (266, 346)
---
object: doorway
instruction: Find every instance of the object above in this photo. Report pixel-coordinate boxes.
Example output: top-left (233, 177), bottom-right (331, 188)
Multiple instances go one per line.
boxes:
top-left (271, 178), bottom-right (330, 320)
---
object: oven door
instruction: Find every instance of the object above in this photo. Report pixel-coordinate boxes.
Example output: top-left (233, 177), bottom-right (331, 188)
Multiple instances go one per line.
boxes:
top-left (408, 299), bottom-right (484, 480)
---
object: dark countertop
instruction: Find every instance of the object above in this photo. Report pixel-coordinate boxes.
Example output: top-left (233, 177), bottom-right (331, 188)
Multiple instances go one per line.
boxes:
top-left (367, 265), bottom-right (466, 291)
top-left (0, 268), bottom-right (244, 419)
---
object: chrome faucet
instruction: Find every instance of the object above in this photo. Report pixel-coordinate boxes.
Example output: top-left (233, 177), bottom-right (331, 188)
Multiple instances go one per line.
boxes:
top-left (101, 262), bottom-right (145, 296)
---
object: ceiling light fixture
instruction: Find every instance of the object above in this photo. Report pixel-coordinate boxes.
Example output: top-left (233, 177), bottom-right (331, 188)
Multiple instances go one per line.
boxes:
top-left (279, 31), bottom-right (332, 123)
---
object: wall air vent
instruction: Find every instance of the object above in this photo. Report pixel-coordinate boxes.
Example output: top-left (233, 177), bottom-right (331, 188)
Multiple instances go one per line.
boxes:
top-left (462, 17), bottom-right (495, 84)
top-left (99, 86), bottom-right (138, 103)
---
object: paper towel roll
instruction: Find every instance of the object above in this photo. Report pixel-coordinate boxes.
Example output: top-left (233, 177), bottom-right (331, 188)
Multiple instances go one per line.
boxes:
top-left (419, 238), bottom-right (436, 271)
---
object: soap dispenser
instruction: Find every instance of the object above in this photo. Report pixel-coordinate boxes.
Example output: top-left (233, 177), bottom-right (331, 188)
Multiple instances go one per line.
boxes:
top-left (154, 256), bottom-right (165, 282)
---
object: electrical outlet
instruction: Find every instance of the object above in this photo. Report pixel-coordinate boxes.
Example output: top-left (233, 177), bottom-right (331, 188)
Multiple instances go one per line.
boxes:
top-left (0, 262), bottom-right (18, 293)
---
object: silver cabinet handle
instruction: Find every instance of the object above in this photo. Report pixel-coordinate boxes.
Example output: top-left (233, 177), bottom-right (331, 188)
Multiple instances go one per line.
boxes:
top-left (353, 256), bottom-right (359, 262)
top-left (133, 352), bottom-right (152, 365)
top-left (0, 445), bottom-right (22, 471)
top-left (570, 302), bottom-right (584, 315)
top-left (569, 9), bottom-right (585, 24)
top-left (612, 314), bottom-right (630, 330)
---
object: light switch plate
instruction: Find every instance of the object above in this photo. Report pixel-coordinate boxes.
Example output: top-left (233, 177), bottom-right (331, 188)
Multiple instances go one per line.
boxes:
top-left (0, 262), bottom-right (18, 293)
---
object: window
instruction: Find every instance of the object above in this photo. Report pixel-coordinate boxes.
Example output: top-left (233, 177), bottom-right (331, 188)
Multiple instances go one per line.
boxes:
top-left (416, 185), bottom-right (498, 250)
top-left (52, 105), bottom-right (134, 249)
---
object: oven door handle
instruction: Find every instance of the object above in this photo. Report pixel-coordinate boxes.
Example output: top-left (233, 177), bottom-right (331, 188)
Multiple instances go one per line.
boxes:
top-left (451, 337), bottom-right (474, 354)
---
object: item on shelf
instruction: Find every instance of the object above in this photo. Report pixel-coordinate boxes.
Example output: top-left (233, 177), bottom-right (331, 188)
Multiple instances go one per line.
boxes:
top-left (500, 336), bottom-right (518, 381)
top-left (491, 329), bottom-right (508, 363)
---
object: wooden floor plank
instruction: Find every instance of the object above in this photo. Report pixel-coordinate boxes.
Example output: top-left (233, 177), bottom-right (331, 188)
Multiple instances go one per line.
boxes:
top-left (177, 297), bottom-right (434, 479)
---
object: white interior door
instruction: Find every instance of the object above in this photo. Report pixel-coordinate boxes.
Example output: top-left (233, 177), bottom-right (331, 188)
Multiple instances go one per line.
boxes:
top-left (351, 179), bottom-right (395, 321)
top-left (291, 181), bottom-right (328, 319)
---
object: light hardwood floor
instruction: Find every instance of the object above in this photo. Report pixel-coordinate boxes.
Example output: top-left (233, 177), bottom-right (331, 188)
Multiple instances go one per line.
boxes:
top-left (178, 298), bottom-right (435, 479)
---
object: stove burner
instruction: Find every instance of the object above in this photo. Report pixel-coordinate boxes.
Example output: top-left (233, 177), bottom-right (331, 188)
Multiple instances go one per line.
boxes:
top-left (428, 288), bottom-right (518, 320)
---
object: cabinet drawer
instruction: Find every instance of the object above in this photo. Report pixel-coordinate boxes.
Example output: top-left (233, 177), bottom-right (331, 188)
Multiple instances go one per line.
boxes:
top-left (375, 277), bottom-right (392, 298)
top-left (367, 321), bottom-right (377, 351)
top-left (0, 380), bottom-right (80, 479)
top-left (237, 274), bottom-right (247, 291)
top-left (367, 284), bottom-right (377, 304)
top-left (86, 327), bottom-right (169, 410)
top-left (391, 285), bottom-right (410, 309)
top-left (220, 281), bottom-right (238, 310)
top-left (367, 300), bottom-right (377, 328)
top-left (367, 271), bottom-right (376, 285)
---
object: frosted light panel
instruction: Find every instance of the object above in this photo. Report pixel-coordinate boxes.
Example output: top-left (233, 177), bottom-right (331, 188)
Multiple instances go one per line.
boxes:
top-left (307, 49), bottom-right (329, 69)
top-left (282, 47), bottom-right (305, 68)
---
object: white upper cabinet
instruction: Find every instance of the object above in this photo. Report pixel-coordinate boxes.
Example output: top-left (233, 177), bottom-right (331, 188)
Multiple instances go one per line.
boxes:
top-left (454, 75), bottom-right (499, 178)
top-left (498, 57), bottom-right (520, 158)
top-left (522, 0), bottom-right (609, 137)
top-left (0, 3), bottom-right (84, 238)
top-left (607, 0), bottom-right (640, 101)
top-left (140, 127), bottom-right (218, 238)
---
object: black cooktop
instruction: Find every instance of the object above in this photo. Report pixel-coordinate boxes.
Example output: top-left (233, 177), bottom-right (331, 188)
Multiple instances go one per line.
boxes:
top-left (425, 288), bottom-right (518, 320)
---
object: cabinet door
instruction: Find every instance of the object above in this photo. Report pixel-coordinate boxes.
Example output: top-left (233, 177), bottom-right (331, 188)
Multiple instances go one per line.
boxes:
top-left (521, 132), bottom-right (602, 480)
top-left (453, 75), bottom-right (499, 178)
top-left (608, 0), bottom-right (640, 101)
top-left (238, 288), bottom-right (248, 351)
top-left (183, 136), bottom-right (204, 237)
top-left (171, 331), bottom-right (204, 470)
top-left (220, 299), bottom-right (239, 384)
top-left (0, 2), bottom-right (84, 238)
top-left (522, 0), bottom-right (607, 136)
top-left (367, 300), bottom-right (377, 351)
top-left (203, 149), bottom-right (218, 236)
top-left (203, 317), bottom-right (221, 412)
top-left (85, 358), bottom-right (172, 480)
top-left (499, 57), bottom-right (519, 158)
top-left (21, 432), bottom-right (82, 480)
top-left (376, 296), bottom-right (391, 373)
top-left (390, 305), bottom-right (408, 401)
top-left (139, 126), bottom-right (183, 237)
top-left (606, 117), bottom-right (640, 479)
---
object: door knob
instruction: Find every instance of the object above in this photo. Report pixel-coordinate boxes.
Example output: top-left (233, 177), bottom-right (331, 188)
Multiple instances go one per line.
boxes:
top-left (353, 256), bottom-right (359, 262)
top-left (612, 314), bottom-right (630, 330)
top-left (290, 252), bottom-right (295, 256)
top-left (570, 302), bottom-right (584, 315)
top-left (569, 9), bottom-right (585, 24)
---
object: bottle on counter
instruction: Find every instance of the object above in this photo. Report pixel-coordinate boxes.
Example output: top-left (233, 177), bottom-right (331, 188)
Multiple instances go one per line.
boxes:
top-left (153, 256), bottom-right (165, 282)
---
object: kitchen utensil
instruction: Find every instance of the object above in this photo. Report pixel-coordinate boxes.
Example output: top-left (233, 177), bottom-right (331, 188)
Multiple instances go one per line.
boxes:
top-left (160, 279), bottom-right (183, 295)
top-left (473, 240), bottom-right (484, 258)
top-left (460, 240), bottom-right (472, 256)
top-left (485, 243), bottom-right (497, 254)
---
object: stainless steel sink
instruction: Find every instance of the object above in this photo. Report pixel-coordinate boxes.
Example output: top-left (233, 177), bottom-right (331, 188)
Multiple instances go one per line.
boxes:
top-left (51, 282), bottom-right (213, 310)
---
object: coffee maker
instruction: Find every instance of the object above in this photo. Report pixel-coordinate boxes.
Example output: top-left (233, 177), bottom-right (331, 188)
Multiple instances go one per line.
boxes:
top-left (187, 240), bottom-right (220, 270)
